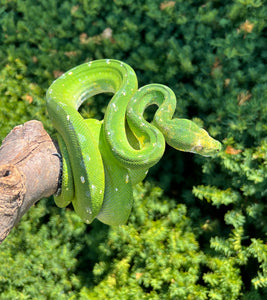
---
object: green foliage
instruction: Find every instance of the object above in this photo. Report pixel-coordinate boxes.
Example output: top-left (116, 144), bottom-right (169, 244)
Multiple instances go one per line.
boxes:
top-left (79, 183), bottom-right (208, 300)
top-left (0, 201), bottom-right (84, 299)
top-left (0, 58), bottom-right (50, 140)
top-left (0, 0), bottom-right (266, 299)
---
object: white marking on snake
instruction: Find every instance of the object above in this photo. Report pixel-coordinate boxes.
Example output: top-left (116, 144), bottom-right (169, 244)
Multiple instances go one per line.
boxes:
top-left (125, 175), bottom-right (129, 184)
top-left (78, 133), bottom-right (86, 142)
top-left (80, 176), bottom-right (85, 183)
top-left (86, 208), bottom-right (92, 215)
top-left (112, 103), bottom-right (118, 112)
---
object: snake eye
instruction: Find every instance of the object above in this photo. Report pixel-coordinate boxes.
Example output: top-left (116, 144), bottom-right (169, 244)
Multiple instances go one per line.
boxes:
top-left (194, 145), bottom-right (203, 152)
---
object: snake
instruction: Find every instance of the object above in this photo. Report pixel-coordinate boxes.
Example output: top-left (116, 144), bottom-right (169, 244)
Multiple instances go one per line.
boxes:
top-left (46, 59), bottom-right (221, 226)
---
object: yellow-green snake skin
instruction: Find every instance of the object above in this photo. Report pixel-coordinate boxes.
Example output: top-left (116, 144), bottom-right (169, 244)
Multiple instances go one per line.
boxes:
top-left (46, 59), bottom-right (221, 225)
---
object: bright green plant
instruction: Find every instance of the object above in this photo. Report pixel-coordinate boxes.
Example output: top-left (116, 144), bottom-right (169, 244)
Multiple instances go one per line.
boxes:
top-left (0, 58), bottom-right (49, 139)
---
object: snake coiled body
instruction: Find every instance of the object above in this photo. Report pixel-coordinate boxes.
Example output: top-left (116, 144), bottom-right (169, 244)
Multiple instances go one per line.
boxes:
top-left (46, 59), bottom-right (221, 225)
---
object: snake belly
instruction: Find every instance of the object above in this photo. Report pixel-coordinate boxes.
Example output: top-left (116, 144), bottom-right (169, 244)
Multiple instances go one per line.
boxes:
top-left (46, 59), bottom-right (221, 226)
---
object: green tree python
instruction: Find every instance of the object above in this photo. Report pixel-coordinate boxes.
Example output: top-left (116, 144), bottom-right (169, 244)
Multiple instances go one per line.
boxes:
top-left (46, 59), bottom-right (221, 226)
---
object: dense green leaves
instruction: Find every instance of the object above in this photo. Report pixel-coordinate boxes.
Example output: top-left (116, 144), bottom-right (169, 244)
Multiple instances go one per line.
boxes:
top-left (0, 0), bottom-right (266, 299)
top-left (0, 202), bottom-right (83, 299)
top-left (0, 58), bottom-right (49, 139)
top-left (80, 184), bottom-right (207, 300)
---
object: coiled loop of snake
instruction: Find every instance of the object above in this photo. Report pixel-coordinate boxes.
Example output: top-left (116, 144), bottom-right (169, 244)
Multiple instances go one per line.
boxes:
top-left (46, 59), bottom-right (221, 226)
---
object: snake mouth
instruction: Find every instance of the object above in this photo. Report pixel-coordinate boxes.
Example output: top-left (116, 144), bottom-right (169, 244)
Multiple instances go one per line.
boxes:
top-left (204, 142), bottom-right (222, 157)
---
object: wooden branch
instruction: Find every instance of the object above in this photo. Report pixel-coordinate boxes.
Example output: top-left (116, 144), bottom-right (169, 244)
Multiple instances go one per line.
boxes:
top-left (0, 120), bottom-right (61, 244)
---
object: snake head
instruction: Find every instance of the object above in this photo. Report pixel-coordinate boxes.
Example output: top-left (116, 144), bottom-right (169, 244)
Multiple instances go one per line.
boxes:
top-left (163, 119), bottom-right (222, 157)
top-left (190, 128), bottom-right (222, 157)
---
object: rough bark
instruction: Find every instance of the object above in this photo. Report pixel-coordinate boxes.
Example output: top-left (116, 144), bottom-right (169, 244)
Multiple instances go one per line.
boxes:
top-left (0, 120), bottom-right (61, 244)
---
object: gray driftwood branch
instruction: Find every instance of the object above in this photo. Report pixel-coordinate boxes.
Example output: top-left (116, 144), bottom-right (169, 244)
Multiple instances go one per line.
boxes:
top-left (0, 120), bottom-right (60, 244)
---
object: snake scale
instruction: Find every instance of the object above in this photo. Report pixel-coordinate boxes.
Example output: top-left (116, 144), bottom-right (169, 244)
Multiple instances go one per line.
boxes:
top-left (46, 59), bottom-right (221, 226)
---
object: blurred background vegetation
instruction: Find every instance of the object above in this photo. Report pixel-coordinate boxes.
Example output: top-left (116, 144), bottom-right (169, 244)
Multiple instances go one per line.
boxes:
top-left (0, 0), bottom-right (266, 299)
